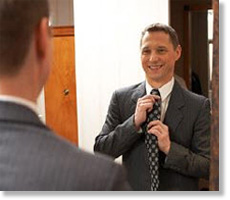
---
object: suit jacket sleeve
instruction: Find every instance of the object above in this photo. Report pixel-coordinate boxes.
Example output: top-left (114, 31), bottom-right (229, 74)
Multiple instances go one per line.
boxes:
top-left (163, 98), bottom-right (211, 179)
top-left (94, 90), bottom-right (141, 158)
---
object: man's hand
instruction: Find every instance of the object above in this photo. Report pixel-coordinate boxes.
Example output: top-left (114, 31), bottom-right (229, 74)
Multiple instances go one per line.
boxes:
top-left (134, 94), bottom-right (160, 130)
top-left (147, 120), bottom-right (171, 155)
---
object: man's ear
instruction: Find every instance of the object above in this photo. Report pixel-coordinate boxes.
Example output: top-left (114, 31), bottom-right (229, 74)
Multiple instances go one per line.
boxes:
top-left (35, 17), bottom-right (50, 60)
top-left (175, 45), bottom-right (182, 61)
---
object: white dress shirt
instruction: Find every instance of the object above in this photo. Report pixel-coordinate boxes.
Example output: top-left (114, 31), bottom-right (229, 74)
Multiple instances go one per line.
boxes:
top-left (145, 77), bottom-right (175, 121)
top-left (0, 95), bottom-right (38, 115)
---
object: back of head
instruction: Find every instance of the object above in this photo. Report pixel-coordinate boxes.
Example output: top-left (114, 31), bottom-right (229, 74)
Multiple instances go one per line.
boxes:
top-left (140, 23), bottom-right (180, 49)
top-left (0, 0), bottom-right (49, 77)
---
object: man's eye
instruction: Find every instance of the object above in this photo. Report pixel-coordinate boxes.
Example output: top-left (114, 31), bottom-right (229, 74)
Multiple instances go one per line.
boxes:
top-left (142, 49), bottom-right (151, 55)
top-left (157, 48), bottom-right (167, 54)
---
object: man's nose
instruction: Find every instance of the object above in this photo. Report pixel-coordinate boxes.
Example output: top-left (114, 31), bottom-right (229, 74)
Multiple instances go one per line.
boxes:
top-left (149, 51), bottom-right (160, 62)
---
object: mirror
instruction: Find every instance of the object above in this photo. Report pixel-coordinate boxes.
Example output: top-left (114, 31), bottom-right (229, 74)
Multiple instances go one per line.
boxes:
top-left (41, 0), bottom-right (219, 191)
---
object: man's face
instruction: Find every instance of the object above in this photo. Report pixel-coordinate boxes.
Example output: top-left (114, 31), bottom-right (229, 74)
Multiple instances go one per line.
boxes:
top-left (140, 31), bottom-right (181, 86)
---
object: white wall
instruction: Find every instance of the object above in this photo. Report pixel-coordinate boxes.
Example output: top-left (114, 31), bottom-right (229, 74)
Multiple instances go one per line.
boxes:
top-left (49, 0), bottom-right (74, 26)
top-left (74, 0), bottom-right (169, 153)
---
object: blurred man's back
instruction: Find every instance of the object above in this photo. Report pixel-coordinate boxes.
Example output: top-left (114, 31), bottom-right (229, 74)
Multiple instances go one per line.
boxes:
top-left (0, 101), bottom-right (130, 190)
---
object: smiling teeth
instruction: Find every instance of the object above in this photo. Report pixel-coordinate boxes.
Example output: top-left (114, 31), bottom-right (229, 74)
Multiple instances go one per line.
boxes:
top-left (149, 65), bottom-right (162, 69)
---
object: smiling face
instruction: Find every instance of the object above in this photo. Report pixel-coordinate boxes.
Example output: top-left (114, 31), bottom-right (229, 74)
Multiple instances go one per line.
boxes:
top-left (141, 31), bottom-right (181, 88)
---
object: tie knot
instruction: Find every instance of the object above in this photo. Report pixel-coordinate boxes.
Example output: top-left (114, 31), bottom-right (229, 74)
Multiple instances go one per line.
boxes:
top-left (150, 89), bottom-right (160, 97)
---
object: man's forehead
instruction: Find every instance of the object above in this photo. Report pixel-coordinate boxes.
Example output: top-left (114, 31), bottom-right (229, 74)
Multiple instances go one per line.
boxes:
top-left (141, 32), bottom-right (172, 47)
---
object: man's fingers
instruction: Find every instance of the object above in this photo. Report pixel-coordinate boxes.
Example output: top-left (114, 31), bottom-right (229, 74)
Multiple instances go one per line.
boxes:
top-left (151, 94), bottom-right (161, 100)
top-left (138, 99), bottom-right (155, 105)
top-left (139, 94), bottom-right (161, 102)
top-left (148, 124), bottom-right (164, 134)
top-left (137, 99), bottom-right (154, 112)
top-left (147, 120), bottom-right (168, 131)
top-left (139, 102), bottom-right (153, 109)
top-left (148, 129), bottom-right (161, 138)
top-left (137, 95), bottom-right (161, 112)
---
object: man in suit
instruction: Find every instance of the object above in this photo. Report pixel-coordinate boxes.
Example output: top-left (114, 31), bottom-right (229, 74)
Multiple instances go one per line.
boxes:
top-left (0, 0), bottom-right (130, 191)
top-left (94, 23), bottom-right (210, 191)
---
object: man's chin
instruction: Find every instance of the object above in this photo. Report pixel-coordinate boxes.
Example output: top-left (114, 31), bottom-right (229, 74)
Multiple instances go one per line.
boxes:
top-left (147, 75), bottom-right (162, 83)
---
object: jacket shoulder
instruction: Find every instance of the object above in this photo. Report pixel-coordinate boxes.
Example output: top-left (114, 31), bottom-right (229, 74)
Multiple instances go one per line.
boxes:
top-left (181, 86), bottom-right (208, 103)
top-left (174, 81), bottom-right (208, 103)
top-left (115, 82), bottom-right (144, 94)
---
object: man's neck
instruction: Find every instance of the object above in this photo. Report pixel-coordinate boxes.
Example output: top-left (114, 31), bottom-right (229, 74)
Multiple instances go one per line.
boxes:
top-left (0, 76), bottom-right (38, 103)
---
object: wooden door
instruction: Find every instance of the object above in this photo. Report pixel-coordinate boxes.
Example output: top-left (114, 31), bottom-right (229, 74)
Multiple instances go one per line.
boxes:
top-left (44, 26), bottom-right (78, 145)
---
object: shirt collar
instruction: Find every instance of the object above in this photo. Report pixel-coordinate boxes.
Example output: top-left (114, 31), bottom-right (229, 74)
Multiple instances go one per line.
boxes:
top-left (145, 77), bottom-right (175, 101)
top-left (0, 95), bottom-right (38, 114)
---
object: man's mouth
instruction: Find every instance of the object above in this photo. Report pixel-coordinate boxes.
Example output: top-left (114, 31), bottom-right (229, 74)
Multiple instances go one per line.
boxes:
top-left (148, 64), bottom-right (163, 70)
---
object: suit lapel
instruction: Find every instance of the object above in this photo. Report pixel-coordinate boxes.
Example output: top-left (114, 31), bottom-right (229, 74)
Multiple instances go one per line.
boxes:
top-left (131, 82), bottom-right (146, 103)
top-left (130, 82), bottom-right (146, 112)
top-left (164, 81), bottom-right (185, 133)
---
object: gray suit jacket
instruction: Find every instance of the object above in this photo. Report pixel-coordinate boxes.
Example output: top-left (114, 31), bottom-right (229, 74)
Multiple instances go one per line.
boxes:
top-left (94, 81), bottom-right (210, 191)
top-left (0, 101), bottom-right (131, 191)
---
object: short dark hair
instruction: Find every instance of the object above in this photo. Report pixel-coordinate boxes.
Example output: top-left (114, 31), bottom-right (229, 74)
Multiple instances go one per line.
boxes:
top-left (140, 23), bottom-right (180, 49)
top-left (0, 0), bottom-right (49, 76)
